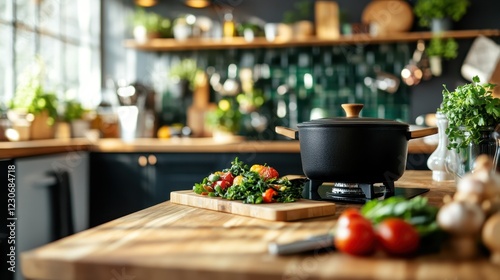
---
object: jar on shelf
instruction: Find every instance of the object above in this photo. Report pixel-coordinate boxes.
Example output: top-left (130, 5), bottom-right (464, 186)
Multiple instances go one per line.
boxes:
top-left (223, 12), bottom-right (235, 38)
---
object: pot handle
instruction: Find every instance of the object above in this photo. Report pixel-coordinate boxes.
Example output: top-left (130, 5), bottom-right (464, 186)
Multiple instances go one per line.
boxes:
top-left (275, 126), bottom-right (299, 140)
top-left (408, 127), bottom-right (438, 139)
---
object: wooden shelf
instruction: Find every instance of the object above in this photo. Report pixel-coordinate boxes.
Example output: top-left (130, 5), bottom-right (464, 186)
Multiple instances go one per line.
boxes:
top-left (124, 29), bottom-right (500, 51)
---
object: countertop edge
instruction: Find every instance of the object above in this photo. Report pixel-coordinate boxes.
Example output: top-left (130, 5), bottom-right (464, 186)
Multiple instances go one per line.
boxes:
top-left (0, 138), bottom-right (437, 159)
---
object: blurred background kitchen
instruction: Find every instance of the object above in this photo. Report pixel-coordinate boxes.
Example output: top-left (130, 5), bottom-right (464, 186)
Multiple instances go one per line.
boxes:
top-left (1, 0), bottom-right (499, 142)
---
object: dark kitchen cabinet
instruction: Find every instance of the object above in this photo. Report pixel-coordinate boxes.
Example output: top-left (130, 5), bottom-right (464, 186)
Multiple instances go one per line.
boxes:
top-left (90, 153), bottom-right (218, 226)
top-left (89, 152), bottom-right (303, 227)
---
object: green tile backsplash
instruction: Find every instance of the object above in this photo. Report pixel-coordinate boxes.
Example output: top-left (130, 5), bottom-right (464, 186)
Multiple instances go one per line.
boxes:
top-left (160, 43), bottom-right (412, 139)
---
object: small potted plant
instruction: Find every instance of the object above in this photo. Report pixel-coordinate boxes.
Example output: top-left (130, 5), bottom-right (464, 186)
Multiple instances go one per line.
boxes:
top-left (206, 97), bottom-right (242, 141)
top-left (439, 76), bottom-right (500, 176)
top-left (281, 0), bottom-right (313, 39)
top-left (425, 37), bottom-right (459, 76)
top-left (63, 100), bottom-right (90, 138)
top-left (131, 7), bottom-right (170, 43)
top-left (10, 58), bottom-right (59, 140)
top-left (413, 0), bottom-right (470, 32)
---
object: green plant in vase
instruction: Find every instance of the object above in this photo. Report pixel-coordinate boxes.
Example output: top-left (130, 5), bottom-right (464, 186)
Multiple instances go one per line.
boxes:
top-left (206, 97), bottom-right (242, 140)
top-left (425, 37), bottom-right (458, 76)
top-left (414, 0), bottom-right (470, 32)
top-left (131, 7), bottom-right (171, 42)
top-left (63, 100), bottom-right (85, 122)
top-left (282, 0), bottom-right (313, 39)
top-left (10, 57), bottom-right (59, 140)
top-left (63, 99), bottom-right (90, 138)
top-left (439, 76), bottom-right (500, 176)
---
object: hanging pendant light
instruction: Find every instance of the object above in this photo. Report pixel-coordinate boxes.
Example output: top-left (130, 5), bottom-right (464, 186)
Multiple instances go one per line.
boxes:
top-left (185, 0), bottom-right (211, 8)
top-left (135, 0), bottom-right (157, 7)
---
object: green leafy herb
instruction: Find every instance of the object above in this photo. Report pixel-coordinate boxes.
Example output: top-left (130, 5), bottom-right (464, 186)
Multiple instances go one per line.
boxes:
top-left (193, 157), bottom-right (304, 204)
top-left (439, 76), bottom-right (500, 150)
top-left (361, 196), bottom-right (439, 236)
top-left (425, 37), bottom-right (458, 60)
top-left (413, 0), bottom-right (470, 27)
top-left (361, 196), bottom-right (446, 254)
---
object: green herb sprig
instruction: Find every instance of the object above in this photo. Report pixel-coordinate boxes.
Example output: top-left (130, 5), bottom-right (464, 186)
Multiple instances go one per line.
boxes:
top-left (439, 76), bottom-right (500, 150)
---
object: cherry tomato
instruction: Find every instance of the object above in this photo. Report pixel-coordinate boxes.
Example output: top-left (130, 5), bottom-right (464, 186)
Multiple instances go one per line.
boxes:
top-left (262, 188), bottom-right (278, 203)
top-left (250, 164), bottom-right (279, 181)
top-left (220, 172), bottom-right (235, 184)
top-left (337, 208), bottom-right (364, 228)
top-left (376, 218), bottom-right (420, 256)
top-left (334, 212), bottom-right (376, 256)
top-left (232, 175), bottom-right (243, 186)
top-left (215, 180), bottom-right (232, 190)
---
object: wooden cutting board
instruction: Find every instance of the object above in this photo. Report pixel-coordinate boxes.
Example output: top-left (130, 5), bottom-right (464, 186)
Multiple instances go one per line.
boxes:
top-left (170, 190), bottom-right (336, 221)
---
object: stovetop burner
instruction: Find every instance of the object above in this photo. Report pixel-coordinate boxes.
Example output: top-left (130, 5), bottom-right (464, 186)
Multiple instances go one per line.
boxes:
top-left (306, 180), bottom-right (429, 204)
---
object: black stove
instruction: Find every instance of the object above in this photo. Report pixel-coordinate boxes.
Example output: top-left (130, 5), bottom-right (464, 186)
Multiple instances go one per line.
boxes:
top-left (306, 179), bottom-right (429, 204)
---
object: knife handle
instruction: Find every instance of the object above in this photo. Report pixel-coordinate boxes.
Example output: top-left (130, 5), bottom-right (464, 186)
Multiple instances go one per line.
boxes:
top-left (268, 234), bottom-right (334, 255)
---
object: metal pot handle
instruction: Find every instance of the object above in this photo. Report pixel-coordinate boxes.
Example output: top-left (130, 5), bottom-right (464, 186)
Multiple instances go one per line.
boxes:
top-left (275, 126), bottom-right (299, 140)
top-left (408, 127), bottom-right (438, 139)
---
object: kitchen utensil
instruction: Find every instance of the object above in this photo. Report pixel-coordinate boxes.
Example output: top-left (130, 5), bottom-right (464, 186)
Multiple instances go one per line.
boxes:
top-left (401, 40), bottom-right (430, 86)
top-left (275, 104), bottom-right (438, 183)
top-left (461, 35), bottom-right (500, 83)
top-left (364, 67), bottom-right (400, 94)
top-left (170, 190), bottom-right (336, 221)
top-left (268, 233), bottom-right (334, 255)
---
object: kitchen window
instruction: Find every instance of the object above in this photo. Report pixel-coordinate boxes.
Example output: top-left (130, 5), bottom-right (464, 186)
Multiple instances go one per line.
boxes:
top-left (0, 0), bottom-right (101, 109)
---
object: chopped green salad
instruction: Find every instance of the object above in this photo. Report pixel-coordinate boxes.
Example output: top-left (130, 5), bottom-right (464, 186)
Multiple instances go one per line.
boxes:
top-left (193, 157), bottom-right (305, 204)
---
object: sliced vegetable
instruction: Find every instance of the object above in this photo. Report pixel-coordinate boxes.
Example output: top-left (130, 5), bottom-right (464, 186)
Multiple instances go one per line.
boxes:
top-left (250, 164), bottom-right (279, 181)
top-left (262, 188), bottom-right (278, 203)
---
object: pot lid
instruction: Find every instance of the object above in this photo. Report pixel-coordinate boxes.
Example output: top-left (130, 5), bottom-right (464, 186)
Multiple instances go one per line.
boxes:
top-left (297, 104), bottom-right (408, 128)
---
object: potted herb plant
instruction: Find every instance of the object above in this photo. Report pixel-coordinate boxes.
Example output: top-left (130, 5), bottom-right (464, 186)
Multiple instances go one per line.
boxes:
top-left (64, 100), bottom-right (90, 138)
top-left (282, 0), bottom-right (313, 39)
top-left (10, 58), bottom-right (59, 140)
top-left (425, 37), bottom-right (459, 76)
top-left (131, 7), bottom-right (171, 43)
top-left (439, 76), bottom-right (500, 176)
top-left (413, 0), bottom-right (470, 32)
top-left (206, 97), bottom-right (242, 141)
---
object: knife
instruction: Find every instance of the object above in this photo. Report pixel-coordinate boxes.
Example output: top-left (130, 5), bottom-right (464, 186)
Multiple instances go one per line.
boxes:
top-left (268, 234), bottom-right (335, 255)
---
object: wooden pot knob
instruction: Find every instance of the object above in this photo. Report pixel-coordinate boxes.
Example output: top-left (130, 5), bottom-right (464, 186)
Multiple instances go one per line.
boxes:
top-left (341, 104), bottom-right (364, 118)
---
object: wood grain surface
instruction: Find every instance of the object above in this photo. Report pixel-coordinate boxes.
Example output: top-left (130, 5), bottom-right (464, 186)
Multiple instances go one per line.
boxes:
top-left (170, 190), bottom-right (336, 221)
top-left (21, 171), bottom-right (500, 280)
top-left (0, 137), bottom-right (437, 159)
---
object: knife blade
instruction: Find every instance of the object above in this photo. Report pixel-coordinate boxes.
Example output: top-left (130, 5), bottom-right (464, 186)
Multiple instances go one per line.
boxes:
top-left (268, 234), bottom-right (335, 255)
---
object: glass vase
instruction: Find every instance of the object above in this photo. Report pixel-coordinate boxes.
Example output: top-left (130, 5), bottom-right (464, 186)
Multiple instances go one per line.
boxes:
top-left (446, 126), bottom-right (499, 178)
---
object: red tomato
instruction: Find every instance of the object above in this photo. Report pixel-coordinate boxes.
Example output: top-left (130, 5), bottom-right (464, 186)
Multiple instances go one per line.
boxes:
top-left (334, 213), bottom-right (376, 256)
top-left (215, 180), bottom-right (232, 190)
top-left (220, 172), bottom-right (235, 184)
top-left (261, 166), bottom-right (279, 181)
top-left (376, 218), bottom-right (420, 256)
top-left (262, 188), bottom-right (278, 203)
top-left (250, 164), bottom-right (279, 181)
top-left (337, 208), bottom-right (364, 228)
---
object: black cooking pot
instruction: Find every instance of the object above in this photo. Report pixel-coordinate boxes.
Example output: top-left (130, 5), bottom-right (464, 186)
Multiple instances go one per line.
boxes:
top-left (275, 104), bottom-right (438, 183)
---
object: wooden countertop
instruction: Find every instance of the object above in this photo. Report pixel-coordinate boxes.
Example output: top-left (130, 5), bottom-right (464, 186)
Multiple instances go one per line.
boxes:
top-left (0, 137), bottom-right (436, 159)
top-left (21, 171), bottom-right (500, 280)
